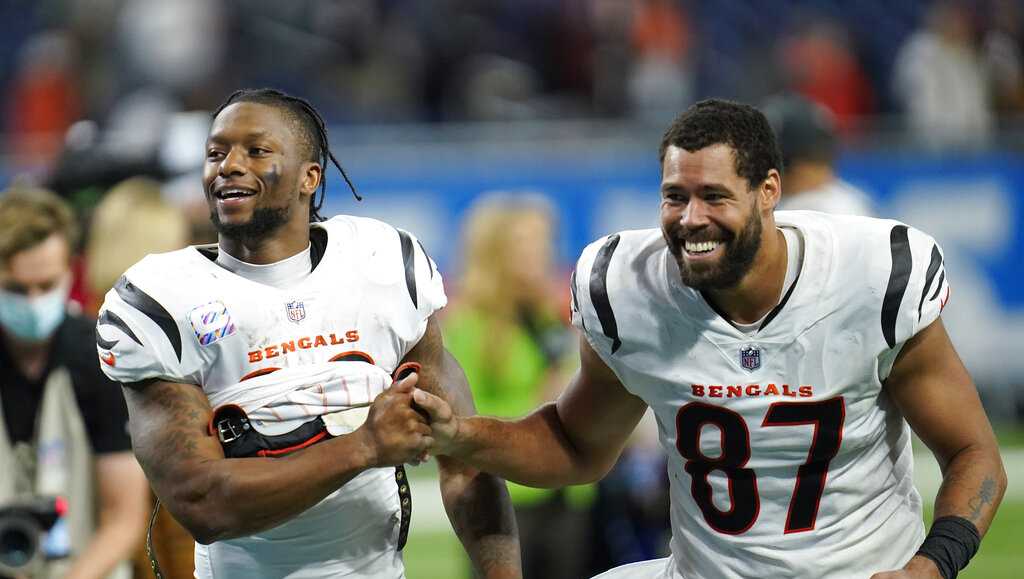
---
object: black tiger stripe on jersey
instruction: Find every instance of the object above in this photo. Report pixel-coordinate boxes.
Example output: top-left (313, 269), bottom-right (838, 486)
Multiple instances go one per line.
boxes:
top-left (917, 244), bottom-right (943, 321)
top-left (114, 276), bottom-right (183, 362)
top-left (570, 267), bottom-right (585, 331)
top-left (95, 329), bottom-right (118, 351)
top-left (590, 234), bottom-right (622, 354)
top-left (416, 239), bottom-right (434, 279)
top-left (397, 229), bottom-right (418, 308)
top-left (930, 270), bottom-right (945, 301)
top-left (96, 309), bottom-right (143, 350)
top-left (882, 225), bottom-right (913, 349)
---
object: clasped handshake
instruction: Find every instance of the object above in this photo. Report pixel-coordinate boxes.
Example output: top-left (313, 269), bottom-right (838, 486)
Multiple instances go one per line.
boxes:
top-left (350, 372), bottom-right (458, 468)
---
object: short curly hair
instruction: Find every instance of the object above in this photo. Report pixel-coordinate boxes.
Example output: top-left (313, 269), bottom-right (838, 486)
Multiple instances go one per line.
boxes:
top-left (659, 99), bottom-right (783, 188)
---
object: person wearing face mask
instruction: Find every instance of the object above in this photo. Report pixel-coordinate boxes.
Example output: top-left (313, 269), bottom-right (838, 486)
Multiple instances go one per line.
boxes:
top-left (0, 187), bottom-right (149, 579)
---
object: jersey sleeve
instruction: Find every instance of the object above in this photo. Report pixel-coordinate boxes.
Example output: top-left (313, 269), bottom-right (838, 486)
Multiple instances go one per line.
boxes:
top-left (347, 216), bottom-right (448, 361)
top-left (395, 227), bottom-right (447, 320)
top-left (95, 271), bottom-right (196, 385)
top-left (877, 224), bottom-right (951, 376)
top-left (570, 234), bottom-right (622, 361)
top-left (392, 227), bottom-right (446, 359)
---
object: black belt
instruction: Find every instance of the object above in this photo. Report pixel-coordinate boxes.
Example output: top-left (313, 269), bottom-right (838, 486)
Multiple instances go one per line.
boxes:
top-left (208, 404), bottom-right (331, 459)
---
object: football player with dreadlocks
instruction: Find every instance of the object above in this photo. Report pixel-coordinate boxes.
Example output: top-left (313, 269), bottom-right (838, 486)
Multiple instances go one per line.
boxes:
top-left (95, 89), bottom-right (521, 579)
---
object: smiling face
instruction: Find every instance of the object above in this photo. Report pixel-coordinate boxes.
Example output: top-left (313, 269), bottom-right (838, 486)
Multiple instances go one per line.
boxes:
top-left (660, 143), bottom-right (767, 290)
top-left (202, 102), bottom-right (320, 244)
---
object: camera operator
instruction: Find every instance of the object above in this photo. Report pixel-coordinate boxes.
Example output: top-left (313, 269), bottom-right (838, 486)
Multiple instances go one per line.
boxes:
top-left (0, 187), bottom-right (148, 579)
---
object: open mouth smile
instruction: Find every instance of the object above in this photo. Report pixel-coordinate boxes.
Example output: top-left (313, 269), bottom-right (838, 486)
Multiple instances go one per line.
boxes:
top-left (214, 187), bottom-right (257, 200)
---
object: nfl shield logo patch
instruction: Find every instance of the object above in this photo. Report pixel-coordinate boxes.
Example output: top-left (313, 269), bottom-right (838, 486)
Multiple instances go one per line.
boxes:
top-left (286, 300), bottom-right (306, 323)
top-left (739, 345), bottom-right (761, 372)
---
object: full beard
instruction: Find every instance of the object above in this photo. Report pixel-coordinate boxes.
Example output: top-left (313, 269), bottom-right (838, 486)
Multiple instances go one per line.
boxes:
top-left (210, 205), bottom-right (291, 244)
top-left (668, 209), bottom-right (763, 291)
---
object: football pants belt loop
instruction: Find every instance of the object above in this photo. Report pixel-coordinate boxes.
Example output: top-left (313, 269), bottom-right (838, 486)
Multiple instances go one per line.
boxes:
top-left (390, 360), bottom-right (420, 550)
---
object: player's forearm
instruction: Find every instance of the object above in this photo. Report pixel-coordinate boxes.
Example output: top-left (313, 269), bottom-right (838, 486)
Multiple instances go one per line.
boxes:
top-left (452, 404), bottom-right (606, 487)
top-left (157, 430), bottom-right (376, 543)
top-left (930, 443), bottom-right (1006, 537)
top-left (439, 458), bottom-right (522, 579)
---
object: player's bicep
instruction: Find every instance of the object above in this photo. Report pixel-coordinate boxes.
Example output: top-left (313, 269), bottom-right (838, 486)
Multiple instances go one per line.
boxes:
top-left (556, 335), bottom-right (647, 467)
top-left (121, 379), bottom-right (223, 490)
top-left (884, 318), bottom-right (995, 468)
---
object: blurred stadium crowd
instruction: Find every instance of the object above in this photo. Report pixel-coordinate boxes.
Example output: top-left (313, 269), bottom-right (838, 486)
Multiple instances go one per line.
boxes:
top-left (2, 0), bottom-right (1024, 174)
top-left (0, 1), bottom-right (1023, 578)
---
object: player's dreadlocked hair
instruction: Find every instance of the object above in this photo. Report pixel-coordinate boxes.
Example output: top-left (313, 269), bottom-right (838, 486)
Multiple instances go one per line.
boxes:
top-left (213, 88), bottom-right (360, 222)
top-left (659, 99), bottom-right (783, 188)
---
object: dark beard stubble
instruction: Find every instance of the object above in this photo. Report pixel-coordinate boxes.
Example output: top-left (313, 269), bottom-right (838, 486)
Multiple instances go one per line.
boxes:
top-left (669, 208), bottom-right (763, 290)
top-left (210, 205), bottom-right (292, 244)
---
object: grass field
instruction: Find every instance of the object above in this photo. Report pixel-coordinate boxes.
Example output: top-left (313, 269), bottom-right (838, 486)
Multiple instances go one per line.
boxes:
top-left (403, 433), bottom-right (1023, 579)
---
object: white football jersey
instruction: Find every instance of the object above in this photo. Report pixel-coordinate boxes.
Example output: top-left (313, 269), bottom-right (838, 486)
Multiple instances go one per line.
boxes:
top-left (96, 215), bottom-right (446, 579)
top-left (571, 210), bottom-right (950, 579)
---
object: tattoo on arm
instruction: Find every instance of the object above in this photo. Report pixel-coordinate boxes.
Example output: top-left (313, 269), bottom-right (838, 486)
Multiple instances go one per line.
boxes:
top-left (967, 476), bottom-right (998, 523)
top-left (125, 381), bottom-right (215, 473)
top-left (476, 536), bottom-right (522, 575)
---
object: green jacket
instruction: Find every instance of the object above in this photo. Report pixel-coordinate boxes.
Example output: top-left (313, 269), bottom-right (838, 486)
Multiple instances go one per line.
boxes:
top-left (443, 307), bottom-right (594, 508)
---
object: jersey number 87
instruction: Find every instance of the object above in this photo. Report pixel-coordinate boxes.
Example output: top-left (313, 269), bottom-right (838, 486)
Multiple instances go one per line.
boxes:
top-left (675, 397), bottom-right (845, 535)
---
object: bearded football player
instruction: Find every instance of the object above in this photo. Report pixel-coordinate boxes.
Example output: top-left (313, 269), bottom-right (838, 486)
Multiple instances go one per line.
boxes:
top-left (414, 99), bottom-right (1006, 579)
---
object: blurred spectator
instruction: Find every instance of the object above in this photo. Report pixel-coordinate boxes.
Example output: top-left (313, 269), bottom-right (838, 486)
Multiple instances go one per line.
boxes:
top-left (588, 0), bottom-right (634, 116)
top-left (457, 54), bottom-right (544, 121)
top-left (116, 0), bottom-right (224, 97)
top-left (775, 16), bottom-right (873, 133)
top-left (5, 30), bottom-right (82, 179)
top-left (0, 187), bottom-right (148, 579)
top-left (763, 94), bottom-right (875, 216)
top-left (83, 177), bottom-right (189, 313)
top-left (444, 193), bottom-right (594, 579)
top-left (982, 0), bottom-right (1024, 117)
top-left (342, 9), bottom-right (427, 122)
top-left (82, 177), bottom-right (193, 578)
top-left (627, 0), bottom-right (694, 121)
top-left (893, 0), bottom-right (994, 150)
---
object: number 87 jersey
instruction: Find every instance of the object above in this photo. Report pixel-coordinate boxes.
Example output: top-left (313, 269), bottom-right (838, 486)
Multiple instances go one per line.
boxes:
top-left (570, 211), bottom-right (951, 579)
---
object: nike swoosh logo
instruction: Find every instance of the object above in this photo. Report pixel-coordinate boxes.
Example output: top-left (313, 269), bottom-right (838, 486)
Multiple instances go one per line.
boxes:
top-left (100, 351), bottom-right (116, 367)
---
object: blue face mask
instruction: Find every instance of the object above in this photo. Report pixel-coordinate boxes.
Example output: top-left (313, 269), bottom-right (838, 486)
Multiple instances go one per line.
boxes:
top-left (0, 280), bottom-right (70, 342)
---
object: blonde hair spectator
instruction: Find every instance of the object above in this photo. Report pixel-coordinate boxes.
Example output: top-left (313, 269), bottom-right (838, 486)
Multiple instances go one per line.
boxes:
top-left (458, 192), bottom-right (557, 321)
top-left (85, 177), bottom-right (189, 304)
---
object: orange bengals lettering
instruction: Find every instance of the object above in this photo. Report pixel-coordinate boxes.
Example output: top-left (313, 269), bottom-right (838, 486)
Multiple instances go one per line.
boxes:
top-left (247, 329), bottom-right (360, 363)
top-left (690, 383), bottom-right (814, 398)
